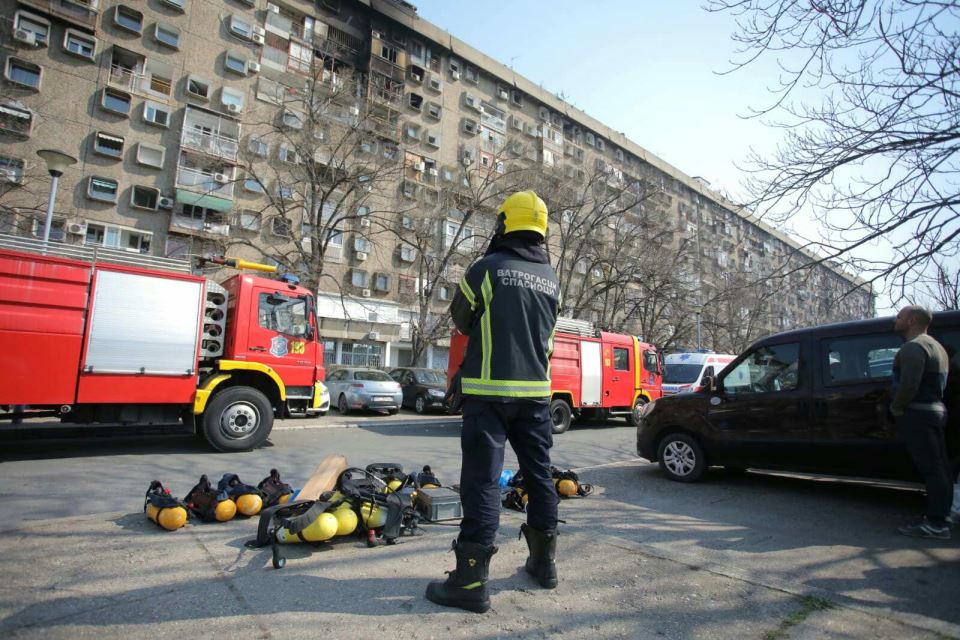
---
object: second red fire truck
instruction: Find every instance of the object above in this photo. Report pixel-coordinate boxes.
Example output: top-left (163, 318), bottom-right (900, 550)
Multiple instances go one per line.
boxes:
top-left (448, 318), bottom-right (663, 433)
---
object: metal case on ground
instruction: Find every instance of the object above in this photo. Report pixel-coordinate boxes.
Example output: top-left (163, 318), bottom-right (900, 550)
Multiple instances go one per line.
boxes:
top-left (415, 487), bottom-right (462, 521)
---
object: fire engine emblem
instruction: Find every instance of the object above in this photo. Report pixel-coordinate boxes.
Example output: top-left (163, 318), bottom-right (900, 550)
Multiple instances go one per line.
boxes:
top-left (270, 335), bottom-right (288, 358)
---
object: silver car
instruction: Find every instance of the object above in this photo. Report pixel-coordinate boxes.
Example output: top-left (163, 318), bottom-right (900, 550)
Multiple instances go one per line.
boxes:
top-left (325, 368), bottom-right (403, 415)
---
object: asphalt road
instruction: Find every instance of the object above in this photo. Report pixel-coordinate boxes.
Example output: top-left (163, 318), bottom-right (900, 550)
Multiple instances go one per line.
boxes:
top-left (0, 410), bottom-right (635, 524)
top-left (1, 413), bottom-right (958, 638)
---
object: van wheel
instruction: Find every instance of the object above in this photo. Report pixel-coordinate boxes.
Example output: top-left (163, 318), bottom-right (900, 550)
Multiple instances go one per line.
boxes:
top-left (550, 399), bottom-right (572, 434)
top-left (657, 433), bottom-right (706, 482)
top-left (628, 397), bottom-right (647, 427)
top-left (203, 386), bottom-right (273, 452)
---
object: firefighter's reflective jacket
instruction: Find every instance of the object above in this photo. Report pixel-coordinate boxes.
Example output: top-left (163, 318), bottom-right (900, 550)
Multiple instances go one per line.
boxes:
top-left (450, 243), bottom-right (560, 402)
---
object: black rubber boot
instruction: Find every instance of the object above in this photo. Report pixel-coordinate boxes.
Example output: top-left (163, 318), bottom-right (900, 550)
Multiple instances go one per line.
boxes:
top-left (521, 523), bottom-right (557, 589)
top-left (425, 539), bottom-right (497, 613)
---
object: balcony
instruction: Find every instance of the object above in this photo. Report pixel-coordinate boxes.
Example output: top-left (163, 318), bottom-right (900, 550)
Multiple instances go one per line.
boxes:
top-left (108, 64), bottom-right (172, 98)
top-left (18, 0), bottom-right (98, 31)
top-left (181, 129), bottom-right (239, 161)
top-left (176, 166), bottom-right (235, 200)
top-left (180, 107), bottom-right (240, 161)
top-left (169, 212), bottom-right (231, 238)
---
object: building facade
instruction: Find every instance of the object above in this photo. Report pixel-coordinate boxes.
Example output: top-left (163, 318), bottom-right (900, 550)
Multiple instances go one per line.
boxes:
top-left (0, 0), bottom-right (874, 368)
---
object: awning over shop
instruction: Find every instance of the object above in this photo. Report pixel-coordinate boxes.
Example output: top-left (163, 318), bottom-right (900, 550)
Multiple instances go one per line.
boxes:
top-left (175, 189), bottom-right (232, 213)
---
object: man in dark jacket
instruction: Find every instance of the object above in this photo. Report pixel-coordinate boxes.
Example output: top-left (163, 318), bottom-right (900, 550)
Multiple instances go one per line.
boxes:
top-left (426, 191), bottom-right (561, 613)
top-left (892, 305), bottom-right (951, 539)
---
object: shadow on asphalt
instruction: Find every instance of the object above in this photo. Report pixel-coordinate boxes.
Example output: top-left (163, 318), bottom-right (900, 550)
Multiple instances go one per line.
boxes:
top-left (567, 462), bottom-right (958, 625)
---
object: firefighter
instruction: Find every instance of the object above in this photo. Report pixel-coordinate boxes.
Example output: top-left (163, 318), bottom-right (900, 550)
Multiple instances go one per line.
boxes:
top-left (425, 191), bottom-right (561, 613)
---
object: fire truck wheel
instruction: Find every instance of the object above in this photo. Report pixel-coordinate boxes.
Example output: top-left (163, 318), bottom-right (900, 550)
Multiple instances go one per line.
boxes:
top-left (549, 399), bottom-right (572, 435)
top-left (628, 397), bottom-right (648, 427)
top-left (203, 386), bottom-right (273, 452)
top-left (657, 432), bottom-right (706, 482)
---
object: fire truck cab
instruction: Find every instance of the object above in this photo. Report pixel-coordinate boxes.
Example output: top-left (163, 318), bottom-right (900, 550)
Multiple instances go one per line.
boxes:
top-left (448, 318), bottom-right (663, 434)
top-left (0, 235), bottom-right (329, 451)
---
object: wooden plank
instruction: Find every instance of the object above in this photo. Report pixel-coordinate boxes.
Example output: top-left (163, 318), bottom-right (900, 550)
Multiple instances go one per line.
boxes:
top-left (296, 454), bottom-right (348, 501)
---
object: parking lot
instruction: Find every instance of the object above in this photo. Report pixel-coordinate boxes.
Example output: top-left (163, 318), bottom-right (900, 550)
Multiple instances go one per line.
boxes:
top-left (1, 414), bottom-right (958, 638)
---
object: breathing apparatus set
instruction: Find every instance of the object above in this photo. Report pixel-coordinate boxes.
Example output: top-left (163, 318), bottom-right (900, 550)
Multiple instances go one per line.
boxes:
top-left (501, 466), bottom-right (594, 513)
top-left (145, 469), bottom-right (294, 529)
top-left (247, 463), bottom-right (453, 569)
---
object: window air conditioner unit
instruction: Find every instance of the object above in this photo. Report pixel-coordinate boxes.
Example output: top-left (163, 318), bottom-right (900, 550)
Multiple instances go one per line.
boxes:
top-left (266, 2), bottom-right (280, 13)
top-left (361, 288), bottom-right (371, 297)
top-left (368, 331), bottom-right (379, 340)
top-left (356, 251), bottom-right (368, 261)
top-left (251, 33), bottom-right (265, 44)
top-left (414, 162), bottom-right (425, 172)
top-left (450, 70), bottom-right (460, 80)
top-left (67, 222), bottom-right (87, 235)
top-left (359, 218), bottom-right (371, 228)
top-left (462, 156), bottom-right (473, 166)
top-left (226, 103), bottom-right (243, 114)
top-left (158, 197), bottom-right (175, 209)
top-left (214, 173), bottom-right (229, 183)
top-left (14, 29), bottom-right (42, 47)
top-left (247, 61), bottom-right (260, 74)
top-left (427, 167), bottom-right (438, 176)
top-left (253, 26), bottom-right (266, 37)
top-left (0, 168), bottom-right (21, 183)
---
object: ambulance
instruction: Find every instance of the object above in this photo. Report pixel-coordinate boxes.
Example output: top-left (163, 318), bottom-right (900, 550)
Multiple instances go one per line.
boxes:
top-left (661, 352), bottom-right (736, 396)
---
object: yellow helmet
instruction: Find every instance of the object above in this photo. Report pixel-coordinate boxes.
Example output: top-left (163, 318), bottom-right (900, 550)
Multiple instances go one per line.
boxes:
top-left (498, 191), bottom-right (548, 238)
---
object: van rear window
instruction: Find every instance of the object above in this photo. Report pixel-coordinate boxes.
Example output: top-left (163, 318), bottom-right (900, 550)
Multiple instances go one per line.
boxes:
top-left (822, 334), bottom-right (901, 385)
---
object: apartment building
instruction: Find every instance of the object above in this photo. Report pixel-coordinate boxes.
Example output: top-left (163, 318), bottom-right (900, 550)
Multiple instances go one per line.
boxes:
top-left (0, 0), bottom-right (874, 368)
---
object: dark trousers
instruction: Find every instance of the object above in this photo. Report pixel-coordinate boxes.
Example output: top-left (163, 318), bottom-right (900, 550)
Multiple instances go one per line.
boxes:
top-left (898, 408), bottom-right (951, 526)
top-left (459, 398), bottom-right (559, 546)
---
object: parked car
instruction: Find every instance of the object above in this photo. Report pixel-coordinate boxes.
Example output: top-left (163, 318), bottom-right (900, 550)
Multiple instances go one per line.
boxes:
top-left (388, 368), bottom-right (449, 413)
top-left (637, 311), bottom-right (960, 482)
top-left (325, 368), bottom-right (403, 415)
top-left (662, 352), bottom-right (737, 396)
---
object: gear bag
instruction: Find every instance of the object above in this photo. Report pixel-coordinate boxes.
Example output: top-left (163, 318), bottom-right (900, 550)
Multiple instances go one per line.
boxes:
top-left (144, 480), bottom-right (189, 530)
top-left (257, 469), bottom-right (293, 507)
top-left (184, 474), bottom-right (234, 522)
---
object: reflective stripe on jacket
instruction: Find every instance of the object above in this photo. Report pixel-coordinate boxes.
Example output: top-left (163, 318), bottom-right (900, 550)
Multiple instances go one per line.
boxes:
top-left (450, 247), bottom-right (560, 403)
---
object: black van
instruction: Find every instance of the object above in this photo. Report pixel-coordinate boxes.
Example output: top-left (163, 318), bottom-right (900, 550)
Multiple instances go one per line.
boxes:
top-left (636, 311), bottom-right (960, 482)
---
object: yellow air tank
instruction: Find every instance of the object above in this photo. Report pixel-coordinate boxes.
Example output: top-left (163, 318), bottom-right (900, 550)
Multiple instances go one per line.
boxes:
top-left (556, 479), bottom-right (578, 497)
top-left (360, 502), bottom-right (387, 528)
top-left (215, 499), bottom-right (237, 521)
top-left (334, 507), bottom-right (358, 536)
top-left (277, 512), bottom-right (338, 543)
top-left (235, 493), bottom-right (263, 517)
top-left (146, 503), bottom-right (188, 531)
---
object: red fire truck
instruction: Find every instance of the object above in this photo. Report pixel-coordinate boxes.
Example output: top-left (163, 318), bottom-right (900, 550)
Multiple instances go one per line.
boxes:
top-left (0, 236), bottom-right (329, 451)
top-left (448, 318), bottom-right (663, 433)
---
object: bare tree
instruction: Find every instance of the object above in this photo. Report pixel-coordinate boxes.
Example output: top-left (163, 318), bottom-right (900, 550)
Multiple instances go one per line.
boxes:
top-left (229, 61), bottom-right (403, 292)
top-left (381, 137), bottom-right (527, 366)
top-left (707, 0), bottom-right (960, 302)
top-left (912, 257), bottom-right (960, 310)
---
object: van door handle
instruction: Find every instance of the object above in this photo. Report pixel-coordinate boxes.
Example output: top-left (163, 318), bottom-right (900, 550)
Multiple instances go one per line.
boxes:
top-left (250, 346), bottom-right (266, 352)
top-left (611, 376), bottom-right (619, 382)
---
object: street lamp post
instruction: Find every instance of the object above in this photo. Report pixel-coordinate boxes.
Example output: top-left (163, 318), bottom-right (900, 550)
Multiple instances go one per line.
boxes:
top-left (36, 149), bottom-right (78, 246)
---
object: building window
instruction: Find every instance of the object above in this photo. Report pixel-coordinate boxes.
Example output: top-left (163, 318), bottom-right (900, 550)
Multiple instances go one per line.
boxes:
top-left (438, 284), bottom-right (452, 301)
top-left (161, 0), bottom-right (186, 12)
top-left (5, 59), bottom-right (42, 90)
top-left (237, 209), bottom-right (261, 231)
top-left (186, 75), bottom-right (210, 100)
top-left (0, 102), bottom-right (33, 137)
top-left (276, 182), bottom-right (295, 200)
top-left (278, 144), bottom-right (298, 164)
top-left (143, 101), bottom-right (170, 127)
top-left (426, 102), bottom-right (441, 120)
top-left (63, 29), bottom-right (96, 60)
top-left (136, 142), bottom-right (165, 169)
top-left (93, 131), bottom-right (124, 158)
top-left (243, 177), bottom-right (264, 193)
top-left (340, 342), bottom-right (382, 368)
top-left (400, 244), bottom-right (416, 262)
top-left (248, 136), bottom-right (268, 156)
top-left (85, 222), bottom-right (152, 253)
top-left (101, 88), bottom-right (131, 116)
top-left (220, 87), bottom-right (244, 112)
top-left (224, 52), bottom-right (248, 75)
top-left (14, 11), bottom-right (50, 46)
top-left (0, 155), bottom-right (24, 185)
top-left (463, 66), bottom-right (479, 84)
top-left (87, 177), bottom-right (119, 203)
top-left (154, 24), bottom-right (180, 48)
top-left (32, 217), bottom-right (65, 241)
top-left (404, 123), bottom-right (421, 142)
top-left (130, 185), bottom-right (160, 210)
top-left (511, 90), bottom-right (523, 107)
top-left (281, 109), bottom-right (303, 129)
top-left (408, 92), bottom-right (423, 111)
top-left (374, 273), bottom-right (390, 291)
top-left (229, 15), bottom-right (255, 40)
top-left (114, 6), bottom-right (143, 34)
top-left (350, 269), bottom-right (369, 288)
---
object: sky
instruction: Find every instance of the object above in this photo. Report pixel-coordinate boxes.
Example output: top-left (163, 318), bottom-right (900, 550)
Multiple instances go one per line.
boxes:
top-left (409, 0), bottom-right (900, 314)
